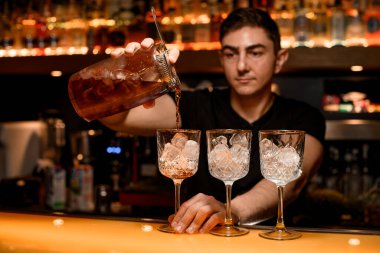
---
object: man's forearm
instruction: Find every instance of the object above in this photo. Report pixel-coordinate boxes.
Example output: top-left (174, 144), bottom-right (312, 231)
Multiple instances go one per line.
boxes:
top-left (231, 179), bottom-right (278, 224)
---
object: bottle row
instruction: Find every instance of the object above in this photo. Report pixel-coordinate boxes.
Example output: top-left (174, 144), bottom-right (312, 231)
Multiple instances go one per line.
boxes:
top-left (1, 0), bottom-right (380, 57)
top-left (307, 141), bottom-right (380, 227)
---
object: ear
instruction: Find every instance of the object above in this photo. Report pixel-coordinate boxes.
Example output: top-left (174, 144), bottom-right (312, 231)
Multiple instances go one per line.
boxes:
top-left (274, 49), bottom-right (288, 74)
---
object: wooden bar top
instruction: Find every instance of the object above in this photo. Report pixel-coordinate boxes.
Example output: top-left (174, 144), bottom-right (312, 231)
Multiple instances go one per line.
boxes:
top-left (0, 211), bottom-right (379, 253)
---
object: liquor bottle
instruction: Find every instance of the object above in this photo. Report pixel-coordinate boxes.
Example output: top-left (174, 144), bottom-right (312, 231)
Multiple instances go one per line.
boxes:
top-left (127, 0), bottom-right (147, 43)
top-left (63, 0), bottom-right (88, 51)
top-left (325, 145), bottom-right (341, 191)
top-left (106, 137), bottom-right (123, 194)
top-left (362, 143), bottom-right (374, 196)
top-left (108, 0), bottom-right (128, 47)
top-left (340, 148), bottom-right (353, 201)
top-left (293, 0), bottom-right (313, 47)
top-left (161, 6), bottom-right (181, 43)
top-left (328, 0), bottom-right (346, 47)
top-left (69, 130), bottom-right (95, 212)
top-left (195, 0), bottom-right (211, 43)
top-left (348, 148), bottom-right (363, 202)
top-left (363, 0), bottom-right (380, 45)
top-left (34, 0), bottom-right (50, 53)
top-left (86, 0), bottom-right (109, 53)
top-left (209, 0), bottom-right (222, 42)
top-left (43, 0), bottom-right (60, 50)
top-left (0, 0), bottom-right (14, 50)
top-left (271, 0), bottom-right (295, 48)
top-left (138, 137), bottom-right (158, 179)
top-left (310, 0), bottom-right (328, 47)
top-left (21, 0), bottom-right (38, 51)
top-left (344, 0), bottom-right (367, 46)
top-left (38, 111), bottom-right (68, 211)
top-left (180, 0), bottom-right (196, 43)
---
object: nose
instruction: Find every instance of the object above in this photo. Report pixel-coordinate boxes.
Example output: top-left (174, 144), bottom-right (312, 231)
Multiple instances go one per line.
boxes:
top-left (237, 53), bottom-right (249, 72)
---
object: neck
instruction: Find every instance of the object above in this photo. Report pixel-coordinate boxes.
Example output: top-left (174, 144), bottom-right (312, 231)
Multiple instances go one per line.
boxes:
top-left (230, 90), bottom-right (274, 124)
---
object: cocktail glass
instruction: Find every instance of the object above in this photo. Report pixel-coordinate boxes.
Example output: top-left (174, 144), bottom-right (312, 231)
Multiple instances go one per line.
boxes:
top-left (258, 130), bottom-right (305, 240)
top-left (206, 129), bottom-right (252, 237)
top-left (156, 129), bottom-right (201, 233)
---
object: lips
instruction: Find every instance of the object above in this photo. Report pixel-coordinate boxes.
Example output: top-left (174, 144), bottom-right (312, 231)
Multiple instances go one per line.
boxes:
top-left (236, 78), bottom-right (254, 84)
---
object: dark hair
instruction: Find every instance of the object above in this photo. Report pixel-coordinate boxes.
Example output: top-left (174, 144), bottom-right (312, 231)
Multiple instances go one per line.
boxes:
top-left (220, 8), bottom-right (281, 53)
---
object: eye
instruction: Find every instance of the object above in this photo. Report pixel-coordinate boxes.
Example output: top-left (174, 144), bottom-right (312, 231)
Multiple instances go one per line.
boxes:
top-left (247, 50), bottom-right (263, 58)
top-left (222, 50), bottom-right (238, 59)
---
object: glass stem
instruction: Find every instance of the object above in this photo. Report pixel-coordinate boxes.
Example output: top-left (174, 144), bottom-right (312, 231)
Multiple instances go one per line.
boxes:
top-left (225, 183), bottom-right (233, 226)
top-left (275, 185), bottom-right (286, 231)
top-left (173, 179), bottom-right (183, 214)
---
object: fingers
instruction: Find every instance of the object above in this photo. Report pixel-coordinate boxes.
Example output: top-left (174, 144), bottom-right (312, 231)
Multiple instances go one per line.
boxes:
top-left (123, 38), bottom-right (179, 65)
top-left (111, 47), bottom-right (125, 58)
top-left (184, 204), bottom-right (224, 234)
top-left (171, 193), bottom-right (225, 234)
top-left (199, 212), bottom-right (224, 233)
top-left (124, 42), bottom-right (141, 54)
top-left (168, 47), bottom-right (180, 64)
top-left (141, 38), bottom-right (155, 48)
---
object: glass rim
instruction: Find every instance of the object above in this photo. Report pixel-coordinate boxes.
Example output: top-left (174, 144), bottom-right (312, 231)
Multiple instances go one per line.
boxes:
top-left (156, 128), bottom-right (201, 134)
top-left (206, 129), bottom-right (252, 134)
top-left (258, 129), bottom-right (305, 135)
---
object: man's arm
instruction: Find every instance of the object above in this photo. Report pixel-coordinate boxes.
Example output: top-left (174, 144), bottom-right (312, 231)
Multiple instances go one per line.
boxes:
top-left (232, 134), bottom-right (324, 224)
top-left (99, 94), bottom-right (178, 136)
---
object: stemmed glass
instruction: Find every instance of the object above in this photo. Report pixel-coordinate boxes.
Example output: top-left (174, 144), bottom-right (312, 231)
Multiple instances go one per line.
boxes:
top-left (206, 129), bottom-right (252, 237)
top-left (156, 129), bottom-right (201, 233)
top-left (258, 130), bottom-right (305, 240)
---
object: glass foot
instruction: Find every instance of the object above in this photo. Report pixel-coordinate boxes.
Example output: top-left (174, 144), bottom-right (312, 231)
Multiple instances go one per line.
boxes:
top-left (157, 223), bottom-right (176, 233)
top-left (259, 228), bottom-right (302, 240)
top-left (209, 225), bottom-right (249, 237)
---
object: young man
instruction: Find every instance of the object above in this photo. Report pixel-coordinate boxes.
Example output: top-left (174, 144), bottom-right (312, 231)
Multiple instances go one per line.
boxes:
top-left (101, 8), bottom-right (325, 234)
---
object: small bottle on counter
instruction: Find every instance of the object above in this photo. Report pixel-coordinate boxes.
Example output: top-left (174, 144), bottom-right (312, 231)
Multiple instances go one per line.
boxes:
top-left (68, 130), bottom-right (95, 212)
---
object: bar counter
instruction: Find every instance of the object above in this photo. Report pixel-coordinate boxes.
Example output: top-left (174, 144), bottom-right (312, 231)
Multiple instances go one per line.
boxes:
top-left (0, 211), bottom-right (379, 253)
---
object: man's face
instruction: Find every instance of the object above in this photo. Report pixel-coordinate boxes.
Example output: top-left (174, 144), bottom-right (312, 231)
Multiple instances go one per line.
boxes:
top-left (220, 26), bottom-right (279, 97)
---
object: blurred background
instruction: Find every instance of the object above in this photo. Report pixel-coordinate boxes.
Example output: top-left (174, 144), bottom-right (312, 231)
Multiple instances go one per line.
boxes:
top-left (0, 0), bottom-right (380, 231)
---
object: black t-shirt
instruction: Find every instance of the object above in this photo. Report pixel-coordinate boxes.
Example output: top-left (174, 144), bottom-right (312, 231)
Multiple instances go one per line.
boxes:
top-left (175, 87), bottom-right (326, 202)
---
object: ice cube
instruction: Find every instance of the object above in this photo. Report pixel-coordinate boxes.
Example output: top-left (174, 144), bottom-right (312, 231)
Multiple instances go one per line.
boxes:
top-left (230, 133), bottom-right (249, 148)
top-left (160, 143), bottom-right (181, 161)
top-left (212, 136), bottom-right (228, 146)
top-left (181, 140), bottom-right (199, 160)
top-left (276, 146), bottom-right (300, 168)
top-left (230, 144), bottom-right (250, 165)
top-left (209, 144), bottom-right (232, 169)
top-left (260, 138), bottom-right (279, 158)
top-left (171, 133), bottom-right (189, 150)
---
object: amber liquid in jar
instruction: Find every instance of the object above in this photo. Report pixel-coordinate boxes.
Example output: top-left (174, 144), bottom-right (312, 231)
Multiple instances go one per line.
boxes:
top-left (69, 75), bottom-right (169, 121)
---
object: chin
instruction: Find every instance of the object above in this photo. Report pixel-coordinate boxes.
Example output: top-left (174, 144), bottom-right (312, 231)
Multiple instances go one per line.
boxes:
top-left (233, 85), bottom-right (257, 96)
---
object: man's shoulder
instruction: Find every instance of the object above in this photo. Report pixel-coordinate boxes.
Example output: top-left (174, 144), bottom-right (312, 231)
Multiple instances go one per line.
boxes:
top-left (274, 94), bottom-right (325, 123)
top-left (275, 95), bottom-right (320, 112)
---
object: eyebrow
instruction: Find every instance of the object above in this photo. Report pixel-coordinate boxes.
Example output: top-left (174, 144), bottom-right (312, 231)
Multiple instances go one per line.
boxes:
top-left (221, 44), bottom-right (266, 52)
